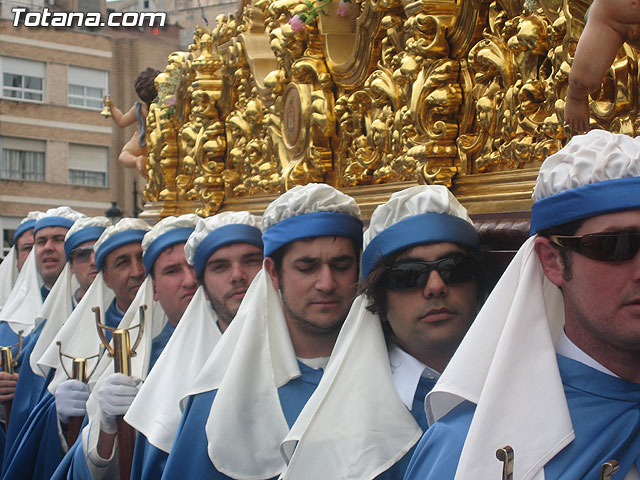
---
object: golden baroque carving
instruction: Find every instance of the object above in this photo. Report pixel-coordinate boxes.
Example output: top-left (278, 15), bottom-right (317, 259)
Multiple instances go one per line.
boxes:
top-left (142, 0), bottom-right (640, 217)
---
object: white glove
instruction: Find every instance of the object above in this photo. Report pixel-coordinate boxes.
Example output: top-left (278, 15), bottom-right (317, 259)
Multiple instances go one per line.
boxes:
top-left (55, 379), bottom-right (89, 424)
top-left (98, 373), bottom-right (141, 434)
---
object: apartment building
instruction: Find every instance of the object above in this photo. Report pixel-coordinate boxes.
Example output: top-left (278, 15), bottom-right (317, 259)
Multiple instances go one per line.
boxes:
top-left (0, 4), bottom-right (180, 257)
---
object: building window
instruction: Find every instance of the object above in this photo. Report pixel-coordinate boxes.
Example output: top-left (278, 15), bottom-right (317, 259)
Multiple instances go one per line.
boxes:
top-left (0, 137), bottom-right (46, 182)
top-left (68, 144), bottom-right (108, 186)
top-left (1, 57), bottom-right (45, 102)
top-left (68, 66), bottom-right (109, 110)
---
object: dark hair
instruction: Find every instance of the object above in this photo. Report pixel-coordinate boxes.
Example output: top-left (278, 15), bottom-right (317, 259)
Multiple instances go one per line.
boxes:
top-left (135, 67), bottom-right (160, 107)
top-left (536, 218), bottom-right (586, 281)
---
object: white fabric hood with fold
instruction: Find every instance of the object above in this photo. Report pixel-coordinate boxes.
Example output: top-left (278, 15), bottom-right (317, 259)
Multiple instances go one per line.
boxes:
top-left (82, 273), bottom-right (168, 452)
top-left (0, 211), bottom-right (42, 310)
top-left (0, 249), bottom-right (43, 336)
top-left (125, 211), bottom-right (261, 454)
top-left (184, 267), bottom-right (301, 480)
top-left (280, 295), bottom-right (422, 480)
top-left (425, 129), bottom-right (640, 480)
top-left (125, 286), bottom-right (222, 453)
top-left (0, 248), bottom-right (19, 312)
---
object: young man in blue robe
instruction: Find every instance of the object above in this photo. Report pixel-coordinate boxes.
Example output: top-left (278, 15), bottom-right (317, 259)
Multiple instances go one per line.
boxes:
top-left (0, 216), bottom-right (146, 480)
top-left (405, 129), bottom-right (640, 479)
top-left (0, 208), bottom-right (83, 466)
top-left (161, 183), bottom-right (363, 480)
top-left (127, 212), bottom-right (264, 479)
top-left (51, 214), bottom-right (199, 479)
top-left (279, 185), bottom-right (484, 480)
top-left (1, 216), bottom-right (109, 478)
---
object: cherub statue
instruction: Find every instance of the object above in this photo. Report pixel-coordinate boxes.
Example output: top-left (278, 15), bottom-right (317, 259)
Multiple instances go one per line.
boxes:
top-left (103, 67), bottom-right (160, 177)
top-left (565, 0), bottom-right (640, 133)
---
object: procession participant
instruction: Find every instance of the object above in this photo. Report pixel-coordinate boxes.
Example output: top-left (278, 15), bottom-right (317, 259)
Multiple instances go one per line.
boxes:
top-left (1, 216), bottom-right (110, 480)
top-left (0, 207), bottom-right (85, 347)
top-left (0, 207), bottom-right (83, 465)
top-left (0, 211), bottom-right (41, 311)
top-left (51, 214), bottom-right (198, 479)
top-left (405, 130), bottom-right (640, 479)
top-left (37, 217), bottom-right (151, 424)
top-left (127, 211), bottom-right (264, 479)
top-left (162, 183), bottom-right (363, 479)
top-left (280, 185), bottom-right (483, 480)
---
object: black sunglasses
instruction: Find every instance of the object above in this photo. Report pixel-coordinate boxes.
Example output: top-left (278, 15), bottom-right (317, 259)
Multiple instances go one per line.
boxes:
top-left (550, 231), bottom-right (640, 262)
top-left (383, 255), bottom-right (479, 290)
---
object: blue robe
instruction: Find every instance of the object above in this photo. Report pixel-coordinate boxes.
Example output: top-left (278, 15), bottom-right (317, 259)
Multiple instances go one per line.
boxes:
top-left (128, 322), bottom-right (176, 480)
top-left (160, 362), bottom-right (324, 479)
top-left (1, 300), bottom-right (123, 480)
top-left (50, 320), bottom-right (175, 480)
top-left (404, 355), bottom-right (640, 480)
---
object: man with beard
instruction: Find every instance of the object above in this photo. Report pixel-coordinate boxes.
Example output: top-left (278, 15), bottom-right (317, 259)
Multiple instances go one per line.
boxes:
top-left (279, 185), bottom-right (484, 480)
top-left (162, 184), bottom-right (363, 479)
top-left (127, 211), bottom-right (264, 479)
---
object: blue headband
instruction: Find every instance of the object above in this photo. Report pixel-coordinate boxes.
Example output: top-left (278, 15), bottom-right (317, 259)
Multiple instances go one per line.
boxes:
top-left (95, 229), bottom-right (148, 272)
top-left (262, 211), bottom-right (363, 257)
top-left (361, 213), bottom-right (480, 280)
top-left (530, 176), bottom-right (640, 235)
top-left (34, 216), bottom-right (75, 235)
top-left (193, 224), bottom-right (263, 277)
top-left (14, 219), bottom-right (36, 244)
top-left (143, 227), bottom-right (194, 275)
top-left (64, 226), bottom-right (106, 260)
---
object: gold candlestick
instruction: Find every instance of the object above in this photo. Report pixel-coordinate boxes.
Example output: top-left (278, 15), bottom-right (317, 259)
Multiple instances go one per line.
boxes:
top-left (93, 305), bottom-right (146, 375)
top-left (0, 331), bottom-right (23, 375)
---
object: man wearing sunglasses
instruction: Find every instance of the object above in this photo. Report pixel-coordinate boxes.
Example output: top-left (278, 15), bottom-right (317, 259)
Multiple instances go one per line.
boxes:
top-left (278, 185), bottom-right (482, 480)
top-left (405, 129), bottom-right (640, 480)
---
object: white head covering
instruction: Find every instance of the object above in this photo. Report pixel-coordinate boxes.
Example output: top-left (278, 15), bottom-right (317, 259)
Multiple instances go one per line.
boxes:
top-left (0, 211), bottom-right (42, 311)
top-left (181, 184), bottom-right (362, 479)
top-left (29, 217), bottom-right (110, 377)
top-left (425, 130), bottom-right (640, 480)
top-left (39, 218), bottom-right (150, 392)
top-left (1, 207), bottom-right (84, 336)
top-left (281, 185), bottom-right (479, 480)
top-left (80, 216), bottom-right (205, 457)
top-left (125, 212), bottom-right (262, 454)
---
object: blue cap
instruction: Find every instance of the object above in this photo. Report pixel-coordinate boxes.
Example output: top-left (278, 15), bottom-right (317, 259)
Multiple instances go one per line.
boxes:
top-left (34, 216), bottom-right (75, 235)
top-left (95, 229), bottom-right (148, 272)
top-left (14, 219), bottom-right (36, 244)
top-left (64, 226), bottom-right (106, 260)
top-left (361, 213), bottom-right (480, 280)
top-left (143, 227), bottom-right (195, 275)
top-left (262, 212), bottom-right (363, 257)
top-left (530, 176), bottom-right (640, 235)
top-left (193, 224), bottom-right (263, 277)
